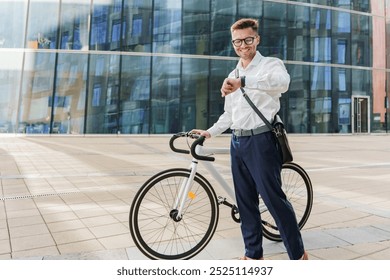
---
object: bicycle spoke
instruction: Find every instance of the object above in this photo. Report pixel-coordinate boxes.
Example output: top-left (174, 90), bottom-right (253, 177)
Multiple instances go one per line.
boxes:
top-left (130, 169), bottom-right (219, 259)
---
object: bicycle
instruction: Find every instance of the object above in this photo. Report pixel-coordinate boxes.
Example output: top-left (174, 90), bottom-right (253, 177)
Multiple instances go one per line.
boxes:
top-left (129, 132), bottom-right (313, 260)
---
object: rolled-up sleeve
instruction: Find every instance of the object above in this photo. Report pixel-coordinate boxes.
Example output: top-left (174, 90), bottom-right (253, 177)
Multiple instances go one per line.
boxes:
top-left (245, 58), bottom-right (290, 97)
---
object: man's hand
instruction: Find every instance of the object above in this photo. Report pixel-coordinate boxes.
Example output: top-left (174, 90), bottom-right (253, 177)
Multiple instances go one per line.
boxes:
top-left (190, 129), bottom-right (211, 139)
top-left (221, 78), bottom-right (240, 97)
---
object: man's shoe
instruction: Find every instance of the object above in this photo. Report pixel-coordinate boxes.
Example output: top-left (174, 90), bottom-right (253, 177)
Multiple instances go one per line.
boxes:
top-left (300, 251), bottom-right (308, 260)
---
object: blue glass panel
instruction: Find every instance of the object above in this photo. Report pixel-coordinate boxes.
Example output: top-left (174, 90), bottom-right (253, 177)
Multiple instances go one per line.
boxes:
top-left (59, 0), bottom-right (90, 50)
top-left (120, 55), bottom-right (151, 134)
top-left (91, 6), bottom-right (109, 47)
top-left (123, 0), bottom-right (152, 52)
top-left (183, 0), bottom-right (210, 55)
top-left (153, 0), bottom-right (182, 54)
top-left (151, 56), bottom-right (180, 133)
top-left (210, 0), bottom-right (237, 56)
top-left (337, 12), bottom-right (351, 33)
top-left (87, 54), bottom-right (121, 133)
top-left (337, 40), bottom-right (347, 64)
top-left (261, 1), bottom-right (287, 58)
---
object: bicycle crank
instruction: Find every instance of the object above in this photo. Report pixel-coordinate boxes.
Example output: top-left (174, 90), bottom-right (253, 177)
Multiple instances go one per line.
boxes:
top-left (218, 196), bottom-right (240, 223)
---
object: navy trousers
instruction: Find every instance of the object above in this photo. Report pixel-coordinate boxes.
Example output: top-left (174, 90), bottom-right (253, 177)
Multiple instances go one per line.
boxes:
top-left (230, 131), bottom-right (305, 260)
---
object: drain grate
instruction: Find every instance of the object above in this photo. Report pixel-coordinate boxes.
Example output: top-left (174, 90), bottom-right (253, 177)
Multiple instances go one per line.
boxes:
top-left (0, 191), bottom-right (81, 201)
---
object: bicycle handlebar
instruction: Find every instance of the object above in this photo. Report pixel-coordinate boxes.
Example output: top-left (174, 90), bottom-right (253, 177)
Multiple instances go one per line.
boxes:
top-left (190, 135), bottom-right (215, 162)
top-left (169, 132), bottom-right (215, 162)
top-left (169, 132), bottom-right (190, 154)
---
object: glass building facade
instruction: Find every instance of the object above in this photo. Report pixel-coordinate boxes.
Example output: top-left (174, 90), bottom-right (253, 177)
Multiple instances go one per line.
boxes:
top-left (0, 0), bottom-right (388, 134)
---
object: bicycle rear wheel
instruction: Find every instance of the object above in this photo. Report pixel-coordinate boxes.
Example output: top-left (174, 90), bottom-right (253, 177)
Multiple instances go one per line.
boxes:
top-left (129, 168), bottom-right (219, 259)
top-left (260, 162), bottom-right (313, 242)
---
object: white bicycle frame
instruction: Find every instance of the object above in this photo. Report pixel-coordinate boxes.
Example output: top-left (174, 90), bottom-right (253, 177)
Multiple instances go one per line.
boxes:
top-left (174, 144), bottom-right (236, 219)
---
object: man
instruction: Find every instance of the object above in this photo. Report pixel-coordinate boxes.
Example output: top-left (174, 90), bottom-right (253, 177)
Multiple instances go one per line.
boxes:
top-left (192, 18), bottom-right (307, 260)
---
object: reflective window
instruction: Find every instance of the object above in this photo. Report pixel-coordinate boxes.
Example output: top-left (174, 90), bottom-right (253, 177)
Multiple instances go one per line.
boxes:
top-left (334, 0), bottom-right (352, 9)
top-left (353, 0), bottom-right (370, 12)
top-left (238, 0), bottom-right (262, 19)
top-left (352, 68), bottom-right (370, 94)
top-left (290, 0), bottom-right (370, 13)
top-left (261, 1), bottom-right (287, 59)
top-left (287, 4), bottom-right (310, 61)
top-left (0, 0), bottom-right (27, 133)
top-left (311, 8), bottom-right (331, 63)
top-left (86, 54), bottom-right (121, 133)
top-left (337, 69), bottom-right (348, 91)
top-left (336, 39), bottom-right (348, 64)
top-left (0, 51), bottom-right (24, 133)
top-left (338, 97), bottom-right (351, 133)
top-left (123, 0), bottom-right (152, 52)
top-left (183, 0), bottom-right (210, 55)
top-left (351, 13), bottom-right (370, 67)
top-left (335, 68), bottom-right (352, 133)
top-left (151, 56), bottom-right (180, 133)
top-left (120, 55), bottom-right (151, 133)
top-left (311, 66), bottom-right (332, 90)
top-left (332, 10), bottom-right (350, 65)
top-left (153, 0), bottom-right (182, 53)
top-left (285, 64), bottom-right (311, 133)
top-left (335, 11), bottom-right (351, 33)
top-left (53, 53), bottom-right (88, 134)
top-left (26, 0), bottom-right (60, 49)
top-left (19, 52), bottom-right (56, 133)
top-left (91, 0), bottom-right (124, 51)
top-left (59, 0), bottom-right (90, 50)
top-left (310, 65), bottom-right (332, 133)
top-left (0, 0), bottom-right (27, 48)
top-left (0, 0), bottom-right (380, 135)
top-left (181, 58), bottom-right (209, 131)
top-left (210, 0), bottom-right (237, 56)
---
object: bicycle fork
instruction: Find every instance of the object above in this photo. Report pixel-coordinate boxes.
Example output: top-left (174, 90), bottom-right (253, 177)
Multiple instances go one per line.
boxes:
top-left (170, 160), bottom-right (198, 222)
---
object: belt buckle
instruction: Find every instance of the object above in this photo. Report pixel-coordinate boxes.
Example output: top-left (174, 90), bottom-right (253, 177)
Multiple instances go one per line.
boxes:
top-left (234, 129), bottom-right (243, 137)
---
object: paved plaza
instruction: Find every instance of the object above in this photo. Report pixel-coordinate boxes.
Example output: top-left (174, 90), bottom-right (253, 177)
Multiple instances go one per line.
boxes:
top-left (0, 133), bottom-right (389, 260)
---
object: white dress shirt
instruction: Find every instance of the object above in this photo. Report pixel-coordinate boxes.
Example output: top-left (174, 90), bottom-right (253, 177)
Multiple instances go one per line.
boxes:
top-left (207, 51), bottom-right (290, 137)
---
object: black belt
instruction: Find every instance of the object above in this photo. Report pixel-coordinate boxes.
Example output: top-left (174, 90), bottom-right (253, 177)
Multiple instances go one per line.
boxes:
top-left (232, 126), bottom-right (270, 137)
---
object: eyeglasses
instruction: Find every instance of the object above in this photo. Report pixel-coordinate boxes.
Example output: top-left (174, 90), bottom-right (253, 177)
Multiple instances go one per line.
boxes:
top-left (231, 36), bottom-right (258, 47)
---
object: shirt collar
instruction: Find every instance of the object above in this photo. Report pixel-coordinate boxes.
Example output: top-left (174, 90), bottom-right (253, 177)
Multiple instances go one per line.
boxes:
top-left (237, 51), bottom-right (263, 71)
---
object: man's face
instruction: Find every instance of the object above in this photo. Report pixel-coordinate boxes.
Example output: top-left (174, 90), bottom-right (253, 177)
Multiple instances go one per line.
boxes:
top-left (231, 27), bottom-right (259, 62)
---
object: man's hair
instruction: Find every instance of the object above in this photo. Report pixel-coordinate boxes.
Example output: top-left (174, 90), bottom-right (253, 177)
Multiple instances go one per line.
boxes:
top-left (231, 18), bottom-right (259, 33)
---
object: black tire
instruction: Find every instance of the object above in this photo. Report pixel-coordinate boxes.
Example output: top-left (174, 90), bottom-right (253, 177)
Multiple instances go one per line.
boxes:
top-left (129, 168), bottom-right (219, 259)
top-left (261, 162), bottom-right (313, 242)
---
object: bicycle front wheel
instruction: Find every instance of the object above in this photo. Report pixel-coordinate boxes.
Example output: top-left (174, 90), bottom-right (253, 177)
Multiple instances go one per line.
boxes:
top-left (261, 162), bottom-right (313, 242)
top-left (129, 168), bottom-right (219, 259)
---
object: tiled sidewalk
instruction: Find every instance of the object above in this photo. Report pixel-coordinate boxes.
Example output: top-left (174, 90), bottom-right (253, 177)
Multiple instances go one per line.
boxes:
top-left (1, 134), bottom-right (390, 260)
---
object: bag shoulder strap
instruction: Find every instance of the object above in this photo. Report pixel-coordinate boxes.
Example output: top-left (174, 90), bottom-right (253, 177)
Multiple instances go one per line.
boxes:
top-left (240, 87), bottom-right (273, 131)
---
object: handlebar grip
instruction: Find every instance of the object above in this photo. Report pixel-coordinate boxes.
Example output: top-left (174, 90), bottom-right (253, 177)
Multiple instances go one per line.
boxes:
top-left (190, 136), bottom-right (215, 162)
top-left (169, 133), bottom-right (190, 154)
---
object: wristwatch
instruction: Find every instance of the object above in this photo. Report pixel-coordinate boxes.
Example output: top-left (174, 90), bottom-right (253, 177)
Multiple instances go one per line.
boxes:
top-left (240, 76), bottom-right (246, 88)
